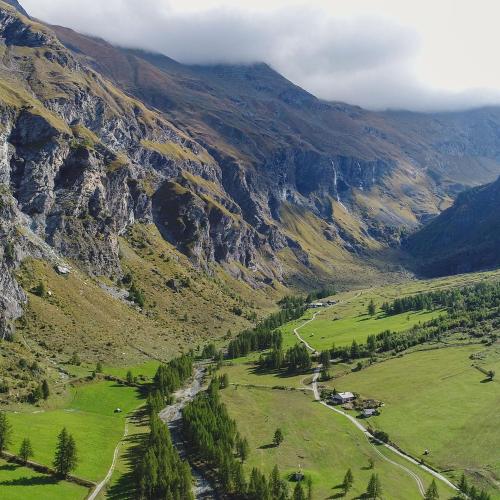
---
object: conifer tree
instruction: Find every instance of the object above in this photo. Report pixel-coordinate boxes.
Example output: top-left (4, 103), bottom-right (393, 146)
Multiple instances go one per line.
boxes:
top-left (19, 437), bottom-right (33, 463)
top-left (248, 467), bottom-right (269, 499)
top-left (366, 473), bottom-right (382, 499)
top-left (424, 479), bottom-right (439, 500)
top-left (274, 428), bottom-right (284, 447)
top-left (0, 411), bottom-right (11, 453)
top-left (237, 436), bottom-right (250, 462)
top-left (343, 468), bottom-right (354, 493)
top-left (293, 481), bottom-right (306, 500)
top-left (233, 461), bottom-right (247, 494)
top-left (53, 428), bottom-right (78, 477)
top-left (368, 299), bottom-right (376, 316)
top-left (41, 380), bottom-right (50, 400)
top-left (269, 465), bottom-right (288, 500)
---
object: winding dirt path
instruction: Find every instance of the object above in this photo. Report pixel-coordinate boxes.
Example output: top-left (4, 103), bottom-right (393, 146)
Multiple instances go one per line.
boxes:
top-left (87, 422), bottom-right (129, 500)
top-left (293, 292), bottom-right (363, 355)
top-left (293, 299), bottom-right (458, 497)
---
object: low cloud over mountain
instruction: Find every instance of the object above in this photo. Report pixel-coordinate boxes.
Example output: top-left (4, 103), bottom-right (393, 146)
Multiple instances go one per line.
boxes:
top-left (22, 0), bottom-right (500, 112)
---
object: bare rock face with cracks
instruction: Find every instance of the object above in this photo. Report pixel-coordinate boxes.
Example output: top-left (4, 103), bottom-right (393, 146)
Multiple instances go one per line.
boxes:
top-left (2, 0), bottom-right (500, 337)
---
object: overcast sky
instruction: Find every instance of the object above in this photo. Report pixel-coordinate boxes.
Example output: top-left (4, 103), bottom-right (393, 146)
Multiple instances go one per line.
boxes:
top-left (21, 0), bottom-right (500, 111)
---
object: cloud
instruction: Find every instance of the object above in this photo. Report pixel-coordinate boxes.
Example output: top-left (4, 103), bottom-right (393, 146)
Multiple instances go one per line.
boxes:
top-left (20, 0), bottom-right (500, 111)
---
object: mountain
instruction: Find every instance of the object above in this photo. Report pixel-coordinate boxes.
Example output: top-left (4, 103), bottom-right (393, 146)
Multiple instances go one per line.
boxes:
top-left (51, 26), bottom-right (500, 210)
top-left (405, 176), bottom-right (500, 276)
top-left (1, 1), bottom-right (500, 351)
top-left (3, 0), bottom-right (28, 17)
top-left (0, 0), bottom-right (280, 354)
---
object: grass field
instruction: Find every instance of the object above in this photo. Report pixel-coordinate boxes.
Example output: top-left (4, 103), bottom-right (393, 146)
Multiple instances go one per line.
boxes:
top-left (102, 360), bottom-right (160, 381)
top-left (281, 269), bottom-right (500, 351)
top-left (96, 409), bottom-right (149, 500)
top-left (0, 460), bottom-right (88, 500)
top-left (282, 306), bottom-right (444, 351)
top-left (7, 381), bottom-right (143, 482)
top-left (221, 386), bottom-right (455, 499)
top-left (219, 269), bottom-right (500, 498)
top-left (220, 359), bottom-right (315, 389)
top-left (327, 344), bottom-right (500, 496)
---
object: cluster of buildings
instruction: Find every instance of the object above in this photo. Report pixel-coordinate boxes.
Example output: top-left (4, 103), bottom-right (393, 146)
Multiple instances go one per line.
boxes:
top-left (330, 392), bottom-right (379, 418)
top-left (307, 300), bottom-right (337, 309)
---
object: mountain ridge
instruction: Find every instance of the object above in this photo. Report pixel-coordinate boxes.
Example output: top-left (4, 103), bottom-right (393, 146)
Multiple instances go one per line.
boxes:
top-left (1, 1), bottom-right (500, 341)
top-left (405, 175), bottom-right (500, 276)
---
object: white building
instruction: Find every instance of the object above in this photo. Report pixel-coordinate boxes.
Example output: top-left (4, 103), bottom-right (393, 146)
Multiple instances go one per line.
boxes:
top-left (331, 392), bottom-right (355, 404)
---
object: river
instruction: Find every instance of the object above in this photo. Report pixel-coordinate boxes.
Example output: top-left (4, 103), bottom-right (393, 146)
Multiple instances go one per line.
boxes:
top-left (158, 366), bottom-right (218, 499)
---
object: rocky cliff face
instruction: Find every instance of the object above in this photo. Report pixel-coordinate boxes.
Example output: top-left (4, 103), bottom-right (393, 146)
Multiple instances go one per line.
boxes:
top-left (0, 2), bottom-right (280, 336)
top-left (2, 1), bottom-right (500, 337)
top-left (49, 30), bottom-right (500, 234)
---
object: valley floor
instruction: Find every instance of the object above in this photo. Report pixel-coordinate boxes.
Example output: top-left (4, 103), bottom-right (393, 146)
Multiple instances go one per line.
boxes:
top-left (1, 269), bottom-right (499, 499)
top-left (217, 270), bottom-right (500, 499)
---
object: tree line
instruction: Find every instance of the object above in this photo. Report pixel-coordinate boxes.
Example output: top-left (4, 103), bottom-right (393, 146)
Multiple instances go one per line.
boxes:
top-left (135, 411), bottom-right (193, 499)
top-left (278, 286), bottom-right (336, 310)
top-left (258, 343), bottom-right (312, 374)
top-left (225, 286), bottom-right (337, 361)
top-left (149, 354), bottom-right (193, 405)
top-left (331, 281), bottom-right (500, 363)
top-left (135, 354), bottom-right (195, 499)
top-left (182, 378), bottom-right (294, 498)
top-left (381, 281), bottom-right (500, 316)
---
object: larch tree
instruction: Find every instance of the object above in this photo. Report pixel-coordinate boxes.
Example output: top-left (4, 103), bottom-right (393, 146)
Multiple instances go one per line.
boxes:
top-left (53, 427), bottom-right (78, 477)
top-left (366, 473), bottom-right (382, 499)
top-left (0, 411), bottom-right (11, 453)
top-left (273, 428), bottom-right (284, 447)
top-left (19, 438), bottom-right (34, 463)
top-left (424, 479), bottom-right (439, 500)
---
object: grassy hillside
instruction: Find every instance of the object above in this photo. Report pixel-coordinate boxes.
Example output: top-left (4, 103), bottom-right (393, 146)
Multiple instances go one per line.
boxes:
top-left (281, 269), bottom-right (500, 351)
top-left (4, 223), bottom-right (280, 401)
top-left (277, 203), bottom-right (398, 290)
top-left (220, 384), bottom-right (454, 499)
top-left (329, 345), bottom-right (500, 496)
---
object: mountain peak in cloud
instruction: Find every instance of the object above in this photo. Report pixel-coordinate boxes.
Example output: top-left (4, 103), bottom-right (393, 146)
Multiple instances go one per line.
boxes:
top-left (18, 0), bottom-right (500, 112)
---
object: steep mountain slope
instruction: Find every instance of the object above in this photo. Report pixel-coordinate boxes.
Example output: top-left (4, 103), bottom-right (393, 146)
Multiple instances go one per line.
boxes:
top-left (405, 176), bottom-right (500, 277)
top-left (1, 0), bottom-right (500, 350)
top-left (0, 0), bottom-right (285, 347)
top-left (51, 26), bottom-right (500, 226)
top-left (3, 0), bottom-right (27, 17)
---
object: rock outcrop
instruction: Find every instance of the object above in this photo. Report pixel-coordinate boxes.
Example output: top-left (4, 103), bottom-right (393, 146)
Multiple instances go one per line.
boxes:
top-left (2, 1), bottom-right (500, 336)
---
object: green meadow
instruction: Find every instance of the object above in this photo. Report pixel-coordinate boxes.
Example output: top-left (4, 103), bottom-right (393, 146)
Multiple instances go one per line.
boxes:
top-left (328, 345), bottom-right (500, 496)
top-left (281, 306), bottom-right (444, 351)
top-left (281, 269), bottom-right (500, 352)
top-left (220, 360), bottom-right (315, 389)
top-left (221, 270), bottom-right (500, 497)
top-left (0, 459), bottom-right (87, 500)
top-left (102, 360), bottom-right (160, 381)
top-left (221, 386), bottom-right (455, 499)
top-left (7, 381), bottom-right (143, 482)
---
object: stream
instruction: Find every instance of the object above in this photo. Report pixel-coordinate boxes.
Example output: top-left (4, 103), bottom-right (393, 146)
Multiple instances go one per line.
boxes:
top-left (159, 366), bottom-right (218, 499)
